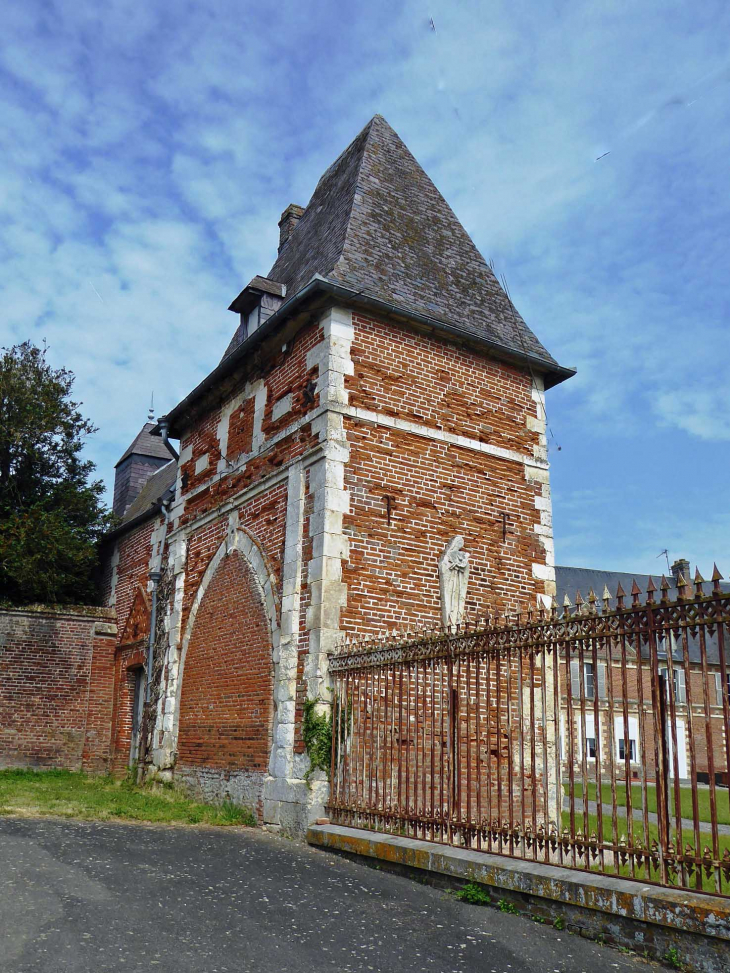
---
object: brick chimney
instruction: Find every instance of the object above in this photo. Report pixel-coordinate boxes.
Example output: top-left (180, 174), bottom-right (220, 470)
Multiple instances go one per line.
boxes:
top-left (670, 558), bottom-right (691, 587)
top-left (278, 204), bottom-right (305, 252)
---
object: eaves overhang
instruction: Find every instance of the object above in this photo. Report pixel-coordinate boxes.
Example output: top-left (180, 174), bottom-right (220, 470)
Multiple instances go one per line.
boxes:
top-left (102, 488), bottom-right (174, 544)
top-left (158, 276), bottom-right (575, 438)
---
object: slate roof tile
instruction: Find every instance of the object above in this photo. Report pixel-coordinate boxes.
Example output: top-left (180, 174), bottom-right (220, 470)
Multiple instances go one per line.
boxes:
top-left (121, 460), bottom-right (177, 524)
top-left (115, 423), bottom-right (172, 467)
top-left (165, 115), bottom-right (572, 434)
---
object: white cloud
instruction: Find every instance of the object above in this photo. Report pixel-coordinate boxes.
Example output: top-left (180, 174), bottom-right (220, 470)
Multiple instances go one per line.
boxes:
top-left (655, 387), bottom-right (730, 441)
top-left (0, 0), bottom-right (728, 574)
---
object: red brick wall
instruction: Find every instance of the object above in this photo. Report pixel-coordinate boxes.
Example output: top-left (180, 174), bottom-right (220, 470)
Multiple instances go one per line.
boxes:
top-left (98, 517), bottom-right (159, 777)
top-left (348, 313), bottom-right (539, 455)
top-left (341, 422), bottom-right (544, 634)
top-left (179, 422), bottom-right (318, 530)
top-left (333, 656), bottom-right (546, 825)
top-left (81, 629), bottom-right (117, 771)
top-left (0, 607), bottom-right (116, 771)
top-left (177, 550), bottom-right (274, 776)
top-left (178, 319), bottom-right (323, 511)
top-left (260, 324), bottom-right (321, 437)
top-left (179, 484), bottom-right (288, 643)
top-left (180, 410), bottom-right (221, 492)
top-left (227, 397), bottom-right (255, 460)
top-left (100, 306), bottom-right (554, 802)
top-left (338, 313), bottom-right (548, 635)
top-left (111, 519), bottom-right (156, 639)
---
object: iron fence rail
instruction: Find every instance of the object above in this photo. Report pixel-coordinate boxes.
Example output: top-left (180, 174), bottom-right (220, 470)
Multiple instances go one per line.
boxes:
top-left (327, 570), bottom-right (730, 896)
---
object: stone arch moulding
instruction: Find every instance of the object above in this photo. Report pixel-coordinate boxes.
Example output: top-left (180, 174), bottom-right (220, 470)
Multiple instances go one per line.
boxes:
top-left (169, 518), bottom-right (282, 767)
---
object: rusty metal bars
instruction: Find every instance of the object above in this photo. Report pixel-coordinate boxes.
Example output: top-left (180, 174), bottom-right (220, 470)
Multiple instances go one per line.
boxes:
top-left (327, 580), bottom-right (730, 897)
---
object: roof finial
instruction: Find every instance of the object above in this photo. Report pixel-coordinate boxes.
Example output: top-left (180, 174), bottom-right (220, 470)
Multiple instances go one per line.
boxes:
top-left (147, 392), bottom-right (155, 423)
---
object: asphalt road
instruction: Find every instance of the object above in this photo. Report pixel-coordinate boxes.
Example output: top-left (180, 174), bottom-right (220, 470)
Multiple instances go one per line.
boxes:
top-left (0, 817), bottom-right (652, 973)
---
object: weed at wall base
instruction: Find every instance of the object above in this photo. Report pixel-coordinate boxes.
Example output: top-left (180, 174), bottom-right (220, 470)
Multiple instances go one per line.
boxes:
top-left (664, 946), bottom-right (684, 970)
top-left (454, 882), bottom-right (491, 905)
top-left (302, 698), bottom-right (332, 785)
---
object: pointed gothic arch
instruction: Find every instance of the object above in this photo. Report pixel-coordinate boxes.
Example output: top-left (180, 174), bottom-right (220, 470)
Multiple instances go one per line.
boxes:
top-left (171, 525), bottom-right (281, 811)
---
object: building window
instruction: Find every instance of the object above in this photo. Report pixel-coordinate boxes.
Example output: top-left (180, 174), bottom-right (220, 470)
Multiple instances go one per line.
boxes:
top-left (659, 666), bottom-right (686, 704)
top-left (584, 662), bottom-right (595, 700)
top-left (244, 305), bottom-right (261, 339)
top-left (618, 738), bottom-right (636, 762)
top-left (583, 712), bottom-right (599, 760)
top-left (712, 672), bottom-right (725, 706)
top-left (657, 630), bottom-right (680, 659)
top-left (716, 672), bottom-right (730, 706)
top-left (614, 715), bottom-right (639, 764)
top-left (570, 660), bottom-right (606, 700)
top-left (561, 713), bottom-right (599, 761)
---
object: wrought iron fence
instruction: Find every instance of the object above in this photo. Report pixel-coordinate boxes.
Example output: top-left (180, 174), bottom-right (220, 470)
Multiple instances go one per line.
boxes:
top-left (327, 569), bottom-right (730, 896)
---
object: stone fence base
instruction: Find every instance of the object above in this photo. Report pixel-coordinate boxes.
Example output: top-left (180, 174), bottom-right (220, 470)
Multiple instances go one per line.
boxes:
top-left (308, 824), bottom-right (730, 973)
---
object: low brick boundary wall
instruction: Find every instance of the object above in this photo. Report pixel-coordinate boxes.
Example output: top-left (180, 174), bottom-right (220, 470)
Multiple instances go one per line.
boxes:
top-left (0, 605), bottom-right (117, 772)
top-left (308, 824), bottom-right (730, 973)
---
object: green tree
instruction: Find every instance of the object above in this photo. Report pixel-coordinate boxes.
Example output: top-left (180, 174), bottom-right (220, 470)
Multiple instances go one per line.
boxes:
top-left (0, 341), bottom-right (115, 605)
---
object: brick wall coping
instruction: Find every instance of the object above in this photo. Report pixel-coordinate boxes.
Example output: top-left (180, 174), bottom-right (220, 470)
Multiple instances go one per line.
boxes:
top-left (308, 824), bottom-right (730, 972)
top-left (0, 604), bottom-right (117, 623)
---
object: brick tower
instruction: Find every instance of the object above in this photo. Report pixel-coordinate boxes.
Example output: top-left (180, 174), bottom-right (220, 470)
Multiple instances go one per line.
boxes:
top-left (102, 115), bottom-right (573, 833)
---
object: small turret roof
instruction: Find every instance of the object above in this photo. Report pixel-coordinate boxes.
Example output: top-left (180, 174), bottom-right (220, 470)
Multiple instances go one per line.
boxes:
top-left (115, 423), bottom-right (171, 468)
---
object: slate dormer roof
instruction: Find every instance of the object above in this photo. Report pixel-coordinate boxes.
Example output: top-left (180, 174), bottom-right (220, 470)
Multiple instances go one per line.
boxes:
top-left (115, 423), bottom-right (172, 467)
top-left (265, 114), bottom-right (558, 367)
top-left (223, 276), bottom-right (287, 360)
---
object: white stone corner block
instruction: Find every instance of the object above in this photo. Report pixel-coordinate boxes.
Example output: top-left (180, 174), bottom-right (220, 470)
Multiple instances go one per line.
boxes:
top-left (532, 561), bottom-right (555, 582)
top-left (319, 306), bottom-right (354, 336)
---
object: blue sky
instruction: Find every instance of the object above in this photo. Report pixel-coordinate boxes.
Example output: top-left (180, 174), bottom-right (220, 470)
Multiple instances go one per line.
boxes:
top-left (2, 0), bottom-right (729, 578)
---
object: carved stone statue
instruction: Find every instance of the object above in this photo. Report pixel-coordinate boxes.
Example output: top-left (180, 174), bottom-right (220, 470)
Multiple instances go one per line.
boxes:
top-left (438, 536), bottom-right (470, 628)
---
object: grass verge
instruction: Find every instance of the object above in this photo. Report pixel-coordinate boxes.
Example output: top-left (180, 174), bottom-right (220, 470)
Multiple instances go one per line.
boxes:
top-left (560, 809), bottom-right (730, 894)
top-left (0, 768), bottom-right (256, 827)
top-left (564, 780), bottom-right (730, 826)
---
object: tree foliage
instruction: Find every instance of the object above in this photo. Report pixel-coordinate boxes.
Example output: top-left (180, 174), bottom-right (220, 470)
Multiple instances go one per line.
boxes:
top-left (0, 341), bottom-right (114, 605)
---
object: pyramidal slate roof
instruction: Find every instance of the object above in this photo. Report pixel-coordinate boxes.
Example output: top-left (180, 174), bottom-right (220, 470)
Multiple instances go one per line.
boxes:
top-left (164, 116), bottom-right (572, 436)
top-left (115, 423), bottom-right (172, 467)
top-left (264, 114), bottom-right (558, 367)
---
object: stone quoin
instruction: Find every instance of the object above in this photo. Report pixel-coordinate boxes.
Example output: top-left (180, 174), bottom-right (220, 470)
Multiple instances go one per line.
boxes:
top-left (97, 115), bottom-right (573, 833)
